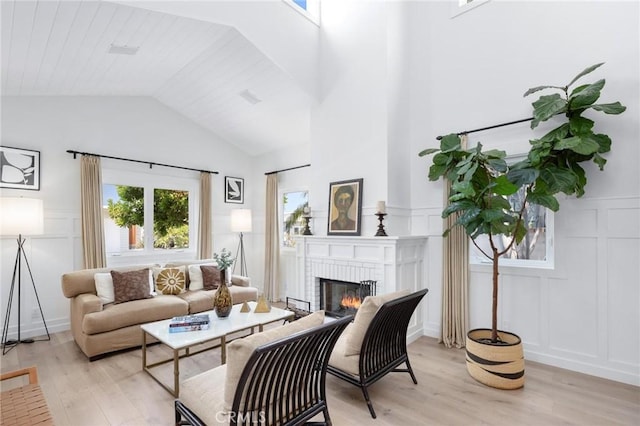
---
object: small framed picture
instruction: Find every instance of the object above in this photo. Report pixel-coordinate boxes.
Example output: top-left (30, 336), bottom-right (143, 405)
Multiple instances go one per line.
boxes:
top-left (327, 178), bottom-right (363, 236)
top-left (225, 176), bottom-right (244, 204)
top-left (0, 146), bottom-right (41, 191)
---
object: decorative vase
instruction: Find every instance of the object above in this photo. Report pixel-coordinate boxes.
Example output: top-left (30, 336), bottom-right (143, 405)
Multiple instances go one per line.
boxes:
top-left (465, 328), bottom-right (524, 390)
top-left (213, 269), bottom-right (233, 318)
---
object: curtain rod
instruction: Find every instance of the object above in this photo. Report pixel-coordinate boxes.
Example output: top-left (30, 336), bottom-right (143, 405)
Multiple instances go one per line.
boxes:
top-left (66, 150), bottom-right (218, 174)
top-left (436, 116), bottom-right (535, 140)
top-left (265, 163), bottom-right (310, 175)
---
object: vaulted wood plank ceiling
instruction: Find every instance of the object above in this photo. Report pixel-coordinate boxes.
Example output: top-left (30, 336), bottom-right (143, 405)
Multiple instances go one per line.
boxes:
top-left (1, 0), bottom-right (313, 155)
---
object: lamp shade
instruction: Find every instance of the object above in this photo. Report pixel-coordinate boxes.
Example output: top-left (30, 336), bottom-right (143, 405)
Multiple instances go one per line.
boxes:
top-left (231, 209), bottom-right (252, 233)
top-left (0, 197), bottom-right (44, 236)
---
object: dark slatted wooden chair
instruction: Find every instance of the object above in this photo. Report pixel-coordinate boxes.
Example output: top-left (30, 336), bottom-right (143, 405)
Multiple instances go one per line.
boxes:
top-left (327, 288), bottom-right (428, 419)
top-left (175, 314), bottom-right (352, 426)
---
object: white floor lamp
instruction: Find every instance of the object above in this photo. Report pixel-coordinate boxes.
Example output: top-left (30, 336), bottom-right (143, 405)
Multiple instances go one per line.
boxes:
top-left (231, 209), bottom-right (252, 277)
top-left (0, 197), bottom-right (50, 355)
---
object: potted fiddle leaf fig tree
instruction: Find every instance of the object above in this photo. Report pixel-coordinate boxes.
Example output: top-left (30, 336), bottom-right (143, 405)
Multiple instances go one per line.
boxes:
top-left (419, 63), bottom-right (625, 389)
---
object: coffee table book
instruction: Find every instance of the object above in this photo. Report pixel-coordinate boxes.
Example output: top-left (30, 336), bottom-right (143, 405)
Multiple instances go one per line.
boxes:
top-left (169, 314), bottom-right (210, 327)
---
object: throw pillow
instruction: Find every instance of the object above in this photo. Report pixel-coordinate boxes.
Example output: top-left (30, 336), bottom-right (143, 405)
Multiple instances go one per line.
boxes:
top-left (200, 265), bottom-right (222, 290)
top-left (111, 268), bottom-right (154, 304)
top-left (94, 272), bottom-right (115, 304)
top-left (223, 310), bottom-right (326, 410)
top-left (153, 266), bottom-right (186, 295)
top-left (344, 289), bottom-right (410, 356)
top-left (187, 263), bottom-right (215, 291)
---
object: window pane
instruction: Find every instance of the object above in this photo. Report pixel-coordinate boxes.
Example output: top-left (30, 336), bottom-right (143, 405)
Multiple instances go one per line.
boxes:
top-left (153, 188), bottom-right (189, 249)
top-left (283, 191), bottom-right (308, 247)
top-left (104, 184), bottom-right (144, 251)
top-left (500, 189), bottom-right (547, 261)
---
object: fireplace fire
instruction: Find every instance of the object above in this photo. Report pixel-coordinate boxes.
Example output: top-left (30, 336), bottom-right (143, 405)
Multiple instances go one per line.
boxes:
top-left (319, 279), bottom-right (376, 317)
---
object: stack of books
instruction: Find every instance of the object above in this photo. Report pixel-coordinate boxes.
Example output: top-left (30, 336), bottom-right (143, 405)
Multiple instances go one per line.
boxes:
top-left (169, 314), bottom-right (210, 333)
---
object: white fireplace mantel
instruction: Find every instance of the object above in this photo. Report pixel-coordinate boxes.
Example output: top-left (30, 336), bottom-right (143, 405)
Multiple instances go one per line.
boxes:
top-left (294, 235), bottom-right (428, 339)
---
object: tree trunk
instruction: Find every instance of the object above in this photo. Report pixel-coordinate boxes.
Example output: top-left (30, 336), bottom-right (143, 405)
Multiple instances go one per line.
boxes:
top-left (492, 248), bottom-right (499, 343)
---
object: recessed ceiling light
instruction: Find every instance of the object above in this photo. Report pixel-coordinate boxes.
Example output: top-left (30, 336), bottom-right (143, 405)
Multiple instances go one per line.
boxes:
top-left (108, 44), bottom-right (139, 55)
top-left (239, 89), bottom-right (262, 105)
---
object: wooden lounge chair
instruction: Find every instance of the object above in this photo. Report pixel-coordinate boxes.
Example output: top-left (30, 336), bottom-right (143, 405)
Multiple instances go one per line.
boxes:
top-left (327, 288), bottom-right (429, 418)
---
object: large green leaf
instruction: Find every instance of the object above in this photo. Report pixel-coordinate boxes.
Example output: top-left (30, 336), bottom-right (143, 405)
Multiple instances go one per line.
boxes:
top-left (523, 85), bottom-right (564, 97)
top-left (554, 136), bottom-right (582, 151)
top-left (451, 180), bottom-right (475, 197)
top-left (572, 136), bottom-right (601, 155)
top-left (567, 63), bottom-right (604, 87)
top-left (570, 161), bottom-right (587, 197)
top-left (442, 200), bottom-right (476, 218)
top-left (591, 102), bottom-right (627, 114)
top-left (590, 133), bottom-right (611, 153)
top-left (569, 79), bottom-right (605, 110)
top-left (531, 94), bottom-right (567, 128)
top-left (432, 152), bottom-right (450, 166)
top-left (456, 206), bottom-right (482, 226)
top-left (441, 134), bottom-right (461, 152)
top-left (528, 192), bottom-right (559, 212)
top-left (428, 163), bottom-right (447, 181)
top-left (593, 153), bottom-right (607, 170)
top-left (492, 175), bottom-right (519, 196)
top-left (513, 221), bottom-right (528, 244)
top-left (488, 195), bottom-right (511, 210)
top-left (569, 116), bottom-right (595, 136)
top-left (418, 147), bottom-right (439, 156)
top-left (507, 168), bottom-right (538, 187)
top-left (481, 208), bottom-right (507, 223)
top-left (540, 166), bottom-right (577, 193)
top-left (540, 123), bottom-right (570, 142)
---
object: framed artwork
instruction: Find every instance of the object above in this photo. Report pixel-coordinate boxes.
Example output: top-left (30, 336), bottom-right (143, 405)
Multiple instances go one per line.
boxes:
top-left (0, 146), bottom-right (40, 191)
top-left (225, 176), bottom-right (244, 204)
top-left (327, 178), bottom-right (363, 236)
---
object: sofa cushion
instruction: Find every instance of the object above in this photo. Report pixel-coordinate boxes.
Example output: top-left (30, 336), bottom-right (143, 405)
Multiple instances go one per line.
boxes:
top-left (111, 269), bottom-right (154, 304)
top-left (200, 265), bottom-right (222, 290)
top-left (223, 310), bottom-right (325, 410)
top-left (95, 269), bottom-right (155, 305)
top-left (178, 290), bottom-right (215, 314)
top-left (153, 266), bottom-right (187, 295)
top-left (82, 295), bottom-right (189, 334)
top-left (344, 289), bottom-right (410, 356)
top-left (186, 263), bottom-right (215, 290)
top-left (180, 365), bottom-right (228, 426)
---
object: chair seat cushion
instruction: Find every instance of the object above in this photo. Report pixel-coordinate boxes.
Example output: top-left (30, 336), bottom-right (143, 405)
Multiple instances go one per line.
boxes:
top-left (180, 365), bottom-right (228, 426)
top-left (344, 289), bottom-right (410, 356)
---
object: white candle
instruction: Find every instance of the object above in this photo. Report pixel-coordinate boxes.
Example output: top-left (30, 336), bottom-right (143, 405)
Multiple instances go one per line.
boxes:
top-left (376, 201), bottom-right (386, 214)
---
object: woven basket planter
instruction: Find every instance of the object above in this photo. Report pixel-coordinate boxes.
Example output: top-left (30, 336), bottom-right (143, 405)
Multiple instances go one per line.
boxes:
top-left (465, 328), bottom-right (524, 389)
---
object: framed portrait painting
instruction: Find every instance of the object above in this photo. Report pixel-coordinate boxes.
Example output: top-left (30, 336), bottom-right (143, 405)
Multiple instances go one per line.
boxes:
top-left (0, 146), bottom-right (40, 191)
top-left (225, 176), bottom-right (244, 204)
top-left (327, 178), bottom-right (363, 236)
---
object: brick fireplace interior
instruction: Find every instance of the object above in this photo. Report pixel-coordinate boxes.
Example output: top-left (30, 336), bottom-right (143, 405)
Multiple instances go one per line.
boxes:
top-left (319, 278), bottom-right (376, 318)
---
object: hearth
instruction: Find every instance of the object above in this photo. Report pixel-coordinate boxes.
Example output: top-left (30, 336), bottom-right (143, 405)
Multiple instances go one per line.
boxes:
top-left (319, 278), bottom-right (376, 318)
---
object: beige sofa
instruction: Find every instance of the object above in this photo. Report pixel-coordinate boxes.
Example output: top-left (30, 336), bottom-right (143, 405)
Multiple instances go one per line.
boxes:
top-left (60, 260), bottom-right (259, 360)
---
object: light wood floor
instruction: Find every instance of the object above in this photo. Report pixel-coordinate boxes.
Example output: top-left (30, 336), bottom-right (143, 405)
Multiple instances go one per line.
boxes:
top-left (1, 329), bottom-right (638, 426)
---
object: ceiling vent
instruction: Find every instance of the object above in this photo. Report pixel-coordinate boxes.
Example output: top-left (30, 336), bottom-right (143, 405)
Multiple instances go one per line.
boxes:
top-left (239, 89), bottom-right (262, 105)
top-left (108, 44), bottom-right (139, 55)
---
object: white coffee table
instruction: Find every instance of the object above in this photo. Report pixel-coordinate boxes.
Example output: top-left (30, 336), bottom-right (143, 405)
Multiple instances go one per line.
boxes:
top-left (141, 302), bottom-right (294, 397)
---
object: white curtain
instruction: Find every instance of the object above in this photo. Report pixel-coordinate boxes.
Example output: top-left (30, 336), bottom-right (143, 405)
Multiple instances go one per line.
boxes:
top-left (440, 134), bottom-right (469, 348)
top-left (198, 172), bottom-right (212, 259)
top-left (263, 174), bottom-right (280, 302)
top-left (80, 155), bottom-right (107, 269)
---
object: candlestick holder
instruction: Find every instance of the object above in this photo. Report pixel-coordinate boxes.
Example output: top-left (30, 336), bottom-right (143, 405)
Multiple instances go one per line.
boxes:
top-left (302, 215), bottom-right (313, 235)
top-left (375, 213), bottom-right (387, 237)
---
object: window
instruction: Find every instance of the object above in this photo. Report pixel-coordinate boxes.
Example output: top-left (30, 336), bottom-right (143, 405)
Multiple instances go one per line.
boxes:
top-left (102, 168), bottom-right (197, 258)
top-left (452, 0), bottom-right (490, 17)
top-left (470, 173), bottom-right (554, 269)
top-left (283, 0), bottom-right (320, 25)
top-left (282, 190), bottom-right (308, 247)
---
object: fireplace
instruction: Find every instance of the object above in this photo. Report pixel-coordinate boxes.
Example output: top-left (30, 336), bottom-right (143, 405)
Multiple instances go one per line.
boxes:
top-left (319, 278), bottom-right (376, 318)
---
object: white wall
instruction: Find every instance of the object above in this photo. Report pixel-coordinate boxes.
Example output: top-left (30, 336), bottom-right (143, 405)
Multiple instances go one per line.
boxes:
top-left (407, 1), bottom-right (640, 385)
top-left (0, 96), bottom-right (256, 337)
